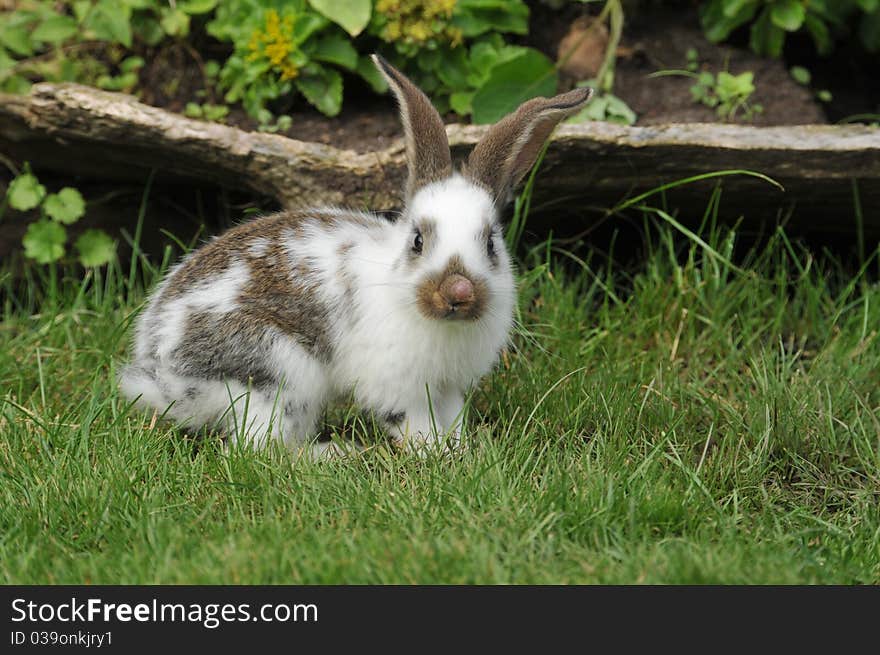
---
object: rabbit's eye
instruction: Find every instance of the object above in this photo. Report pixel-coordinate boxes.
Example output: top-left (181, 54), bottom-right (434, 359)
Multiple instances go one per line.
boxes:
top-left (412, 230), bottom-right (423, 254)
top-left (487, 235), bottom-right (495, 257)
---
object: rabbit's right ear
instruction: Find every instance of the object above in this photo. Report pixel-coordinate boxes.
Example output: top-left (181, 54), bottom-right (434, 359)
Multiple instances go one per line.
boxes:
top-left (372, 54), bottom-right (452, 202)
top-left (464, 87), bottom-right (593, 206)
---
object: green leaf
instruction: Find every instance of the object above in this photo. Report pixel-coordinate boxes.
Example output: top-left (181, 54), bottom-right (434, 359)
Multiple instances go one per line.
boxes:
top-left (716, 71), bottom-right (754, 98)
top-left (310, 33), bottom-right (358, 70)
top-left (185, 102), bottom-right (203, 118)
top-left (700, 0), bottom-right (759, 42)
top-left (72, 1), bottom-right (92, 23)
top-left (416, 49), bottom-right (441, 72)
top-left (75, 229), bottom-right (116, 267)
top-left (453, 0), bottom-right (530, 37)
top-left (180, 0), bottom-right (218, 15)
top-left (160, 8), bottom-right (190, 37)
top-left (86, 0), bottom-right (133, 47)
top-left (96, 71), bottom-right (138, 91)
top-left (750, 7), bottom-right (785, 57)
top-left (0, 48), bottom-right (14, 73)
top-left (722, 0), bottom-right (756, 18)
top-left (859, 0), bottom-right (880, 11)
top-left (0, 25), bottom-right (34, 56)
top-left (1, 74), bottom-right (32, 94)
top-left (803, 14), bottom-right (832, 55)
top-left (23, 219), bottom-right (66, 264)
top-left (566, 95), bottom-right (607, 123)
top-left (31, 15), bottom-right (78, 44)
top-left (471, 49), bottom-right (557, 125)
top-left (450, 91), bottom-right (475, 116)
top-left (132, 15), bottom-right (164, 46)
top-left (770, 0), bottom-right (806, 32)
top-left (789, 66), bottom-right (811, 85)
top-left (307, 0), bottom-right (370, 37)
top-left (356, 55), bottom-right (387, 93)
top-left (860, 9), bottom-right (880, 52)
top-left (295, 66), bottom-right (343, 116)
top-left (435, 47), bottom-right (470, 90)
top-left (43, 187), bottom-right (86, 224)
top-left (604, 94), bottom-right (637, 125)
top-left (202, 104), bottom-right (229, 121)
top-left (119, 56), bottom-right (145, 73)
top-left (291, 13), bottom-right (329, 45)
top-left (8, 173), bottom-right (46, 211)
top-left (566, 92), bottom-right (635, 126)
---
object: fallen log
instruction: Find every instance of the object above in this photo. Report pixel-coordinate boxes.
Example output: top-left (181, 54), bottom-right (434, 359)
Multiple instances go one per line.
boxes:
top-left (1, 83), bottom-right (878, 237)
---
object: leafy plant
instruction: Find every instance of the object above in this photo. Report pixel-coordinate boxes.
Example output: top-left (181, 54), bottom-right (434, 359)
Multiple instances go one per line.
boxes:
top-left (0, 1), bottom-right (221, 94)
top-left (4, 167), bottom-right (114, 267)
top-left (207, 1), bottom-right (362, 124)
top-left (701, 0), bottom-right (880, 58)
top-left (461, 46), bottom-right (557, 123)
top-left (649, 48), bottom-right (764, 121)
top-left (565, 80), bottom-right (635, 125)
top-left (692, 69), bottom-right (762, 120)
top-left (185, 102), bottom-right (231, 122)
top-left (95, 55), bottom-right (145, 92)
top-left (652, 53), bottom-right (763, 122)
top-left (370, 0), bottom-right (465, 56)
top-left (366, 0), bottom-right (551, 122)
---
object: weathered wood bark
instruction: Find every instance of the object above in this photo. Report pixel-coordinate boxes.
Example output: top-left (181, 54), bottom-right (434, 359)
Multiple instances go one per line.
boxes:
top-left (1, 83), bottom-right (879, 236)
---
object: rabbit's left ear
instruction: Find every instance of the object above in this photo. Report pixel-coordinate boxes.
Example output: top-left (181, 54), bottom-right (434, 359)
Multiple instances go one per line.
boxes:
top-left (372, 54), bottom-right (452, 202)
top-left (464, 87), bottom-right (593, 206)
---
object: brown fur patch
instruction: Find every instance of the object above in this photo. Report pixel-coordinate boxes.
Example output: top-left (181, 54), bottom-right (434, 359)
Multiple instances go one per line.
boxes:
top-left (416, 255), bottom-right (488, 321)
top-left (159, 210), bottom-right (378, 370)
top-left (170, 310), bottom-right (278, 388)
top-left (240, 243), bottom-right (333, 362)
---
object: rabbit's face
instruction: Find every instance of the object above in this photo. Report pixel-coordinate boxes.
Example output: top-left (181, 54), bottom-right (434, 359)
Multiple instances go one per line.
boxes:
top-left (371, 53), bottom-right (590, 325)
top-left (402, 175), bottom-right (512, 322)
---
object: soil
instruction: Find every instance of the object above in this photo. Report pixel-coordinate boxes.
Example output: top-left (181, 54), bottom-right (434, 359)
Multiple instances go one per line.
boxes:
top-left (610, 11), bottom-right (826, 125)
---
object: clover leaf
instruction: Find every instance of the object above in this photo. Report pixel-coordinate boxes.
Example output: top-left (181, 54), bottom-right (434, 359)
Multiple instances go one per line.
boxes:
top-left (75, 229), bottom-right (116, 267)
top-left (8, 173), bottom-right (46, 211)
top-left (23, 219), bottom-right (66, 264)
top-left (43, 187), bottom-right (86, 225)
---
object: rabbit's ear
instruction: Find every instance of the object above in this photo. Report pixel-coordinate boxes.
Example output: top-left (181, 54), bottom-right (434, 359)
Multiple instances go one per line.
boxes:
top-left (372, 54), bottom-right (452, 201)
top-left (464, 87), bottom-right (593, 206)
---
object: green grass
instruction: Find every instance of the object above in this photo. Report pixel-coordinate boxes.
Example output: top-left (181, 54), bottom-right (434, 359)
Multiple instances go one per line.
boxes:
top-left (1, 194), bottom-right (879, 584)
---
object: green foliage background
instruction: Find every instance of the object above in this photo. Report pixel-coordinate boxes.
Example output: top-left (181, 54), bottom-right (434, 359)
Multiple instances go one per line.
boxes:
top-left (1, 0), bottom-right (877, 128)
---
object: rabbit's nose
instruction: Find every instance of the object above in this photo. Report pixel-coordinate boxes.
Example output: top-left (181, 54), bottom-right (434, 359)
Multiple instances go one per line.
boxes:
top-left (442, 275), bottom-right (475, 306)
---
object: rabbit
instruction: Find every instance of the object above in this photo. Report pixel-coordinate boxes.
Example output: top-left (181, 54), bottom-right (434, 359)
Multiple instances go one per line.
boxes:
top-left (118, 54), bottom-right (593, 456)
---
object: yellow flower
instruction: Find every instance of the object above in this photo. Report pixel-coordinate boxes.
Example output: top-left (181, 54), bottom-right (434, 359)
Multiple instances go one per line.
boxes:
top-left (377, 0), bottom-right (460, 45)
top-left (280, 63), bottom-right (299, 80)
top-left (408, 20), bottom-right (431, 43)
top-left (246, 9), bottom-right (300, 79)
top-left (265, 41), bottom-right (291, 66)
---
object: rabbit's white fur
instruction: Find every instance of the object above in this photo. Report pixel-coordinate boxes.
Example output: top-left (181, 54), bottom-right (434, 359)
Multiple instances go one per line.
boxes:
top-left (119, 55), bottom-right (592, 455)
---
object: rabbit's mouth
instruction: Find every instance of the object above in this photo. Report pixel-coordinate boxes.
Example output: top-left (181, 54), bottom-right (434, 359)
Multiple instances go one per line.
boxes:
top-left (416, 258), bottom-right (487, 322)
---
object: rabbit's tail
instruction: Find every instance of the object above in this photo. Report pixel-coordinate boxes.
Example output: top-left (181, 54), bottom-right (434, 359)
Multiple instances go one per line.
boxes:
top-left (118, 362), bottom-right (167, 411)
